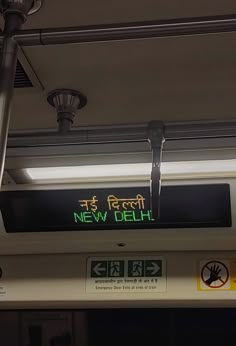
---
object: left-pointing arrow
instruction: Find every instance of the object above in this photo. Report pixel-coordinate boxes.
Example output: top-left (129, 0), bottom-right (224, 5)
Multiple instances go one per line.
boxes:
top-left (93, 263), bottom-right (107, 276)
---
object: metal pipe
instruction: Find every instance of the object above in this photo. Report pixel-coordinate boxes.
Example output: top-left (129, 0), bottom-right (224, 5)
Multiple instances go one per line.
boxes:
top-left (150, 145), bottom-right (163, 219)
top-left (148, 122), bottom-right (164, 220)
top-left (0, 13), bottom-right (24, 186)
top-left (0, 14), bottom-right (236, 47)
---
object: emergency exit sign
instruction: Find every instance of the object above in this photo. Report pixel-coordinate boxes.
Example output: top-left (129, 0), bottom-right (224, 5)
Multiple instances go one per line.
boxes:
top-left (86, 256), bottom-right (166, 293)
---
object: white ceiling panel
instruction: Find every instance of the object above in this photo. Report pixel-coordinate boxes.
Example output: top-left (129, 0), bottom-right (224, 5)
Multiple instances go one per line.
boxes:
top-left (10, 32), bottom-right (236, 130)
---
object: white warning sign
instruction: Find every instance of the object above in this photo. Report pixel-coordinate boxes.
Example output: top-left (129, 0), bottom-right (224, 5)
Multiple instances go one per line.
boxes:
top-left (199, 260), bottom-right (230, 290)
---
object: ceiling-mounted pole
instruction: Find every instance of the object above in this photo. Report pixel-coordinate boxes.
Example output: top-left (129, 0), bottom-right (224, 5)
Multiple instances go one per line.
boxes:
top-left (148, 121), bottom-right (165, 220)
top-left (0, 9), bottom-right (24, 187)
top-left (0, 0), bottom-right (42, 187)
top-left (0, 14), bottom-right (235, 47)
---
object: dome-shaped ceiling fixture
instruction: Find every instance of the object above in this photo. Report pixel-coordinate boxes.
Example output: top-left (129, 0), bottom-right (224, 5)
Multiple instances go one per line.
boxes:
top-left (47, 89), bottom-right (87, 133)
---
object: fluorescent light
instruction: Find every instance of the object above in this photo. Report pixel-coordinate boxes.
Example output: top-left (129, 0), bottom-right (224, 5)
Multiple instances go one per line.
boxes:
top-left (24, 159), bottom-right (236, 183)
top-left (162, 160), bottom-right (236, 175)
top-left (25, 163), bottom-right (152, 183)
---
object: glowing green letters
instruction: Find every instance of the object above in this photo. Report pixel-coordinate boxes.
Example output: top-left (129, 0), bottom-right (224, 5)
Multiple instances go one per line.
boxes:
top-left (74, 211), bottom-right (107, 223)
top-left (74, 193), bottom-right (155, 224)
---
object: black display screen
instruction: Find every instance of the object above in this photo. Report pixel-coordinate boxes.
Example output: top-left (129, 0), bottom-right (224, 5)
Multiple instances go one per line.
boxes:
top-left (0, 184), bottom-right (231, 233)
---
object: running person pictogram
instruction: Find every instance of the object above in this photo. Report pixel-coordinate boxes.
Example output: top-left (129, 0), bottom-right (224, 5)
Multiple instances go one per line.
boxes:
top-left (201, 261), bottom-right (229, 288)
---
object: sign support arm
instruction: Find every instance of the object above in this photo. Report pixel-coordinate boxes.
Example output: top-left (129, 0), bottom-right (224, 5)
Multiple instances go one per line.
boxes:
top-left (148, 121), bottom-right (165, 220)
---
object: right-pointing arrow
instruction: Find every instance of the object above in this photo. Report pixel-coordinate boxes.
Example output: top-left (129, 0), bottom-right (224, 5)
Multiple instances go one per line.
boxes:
top-left (147, 262), bottom-right (160, 276)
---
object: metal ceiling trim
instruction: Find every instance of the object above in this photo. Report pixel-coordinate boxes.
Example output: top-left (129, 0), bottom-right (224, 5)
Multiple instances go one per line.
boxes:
top-left (7, 120), bottom-right (236, 148)
top-left (0, 14), bottom-right (236, 46)
top-left (164, 120), bottom-right (236, 140)
top-left (7, 124), bottom-right (150, 147)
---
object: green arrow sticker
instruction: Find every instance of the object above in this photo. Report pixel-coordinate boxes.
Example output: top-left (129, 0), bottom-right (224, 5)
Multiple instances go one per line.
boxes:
top-left (91, 261), bottom-right (107, 277)
top-left (145, 260), bottom-right (162, 277)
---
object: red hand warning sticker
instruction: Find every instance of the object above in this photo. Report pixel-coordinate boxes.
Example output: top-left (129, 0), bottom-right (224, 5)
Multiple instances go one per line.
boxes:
top-left (201, 261), bottom-right (229, 288)
top-left (198, 260), bottom-right (236, 291)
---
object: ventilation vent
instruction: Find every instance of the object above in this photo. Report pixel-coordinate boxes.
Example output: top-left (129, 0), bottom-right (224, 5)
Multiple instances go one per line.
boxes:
top-left (14, 60), bottom-right (33, 88)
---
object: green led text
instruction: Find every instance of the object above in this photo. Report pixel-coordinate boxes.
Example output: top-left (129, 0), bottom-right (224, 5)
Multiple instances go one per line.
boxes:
top-left (74, 211), bottom-right (108, 223)
top-left (114, 210), bottom-right (154, 222)
top-left (74, 210), bottom-right (154, 224)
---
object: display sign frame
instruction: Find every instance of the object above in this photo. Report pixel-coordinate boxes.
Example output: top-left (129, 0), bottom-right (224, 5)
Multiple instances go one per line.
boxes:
top-left (0, 184), bottom-right (231, 233)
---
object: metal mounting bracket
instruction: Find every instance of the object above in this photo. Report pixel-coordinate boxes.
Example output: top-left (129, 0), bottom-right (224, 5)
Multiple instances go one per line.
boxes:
top-left (148, 121), bottom-right (165, 220)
